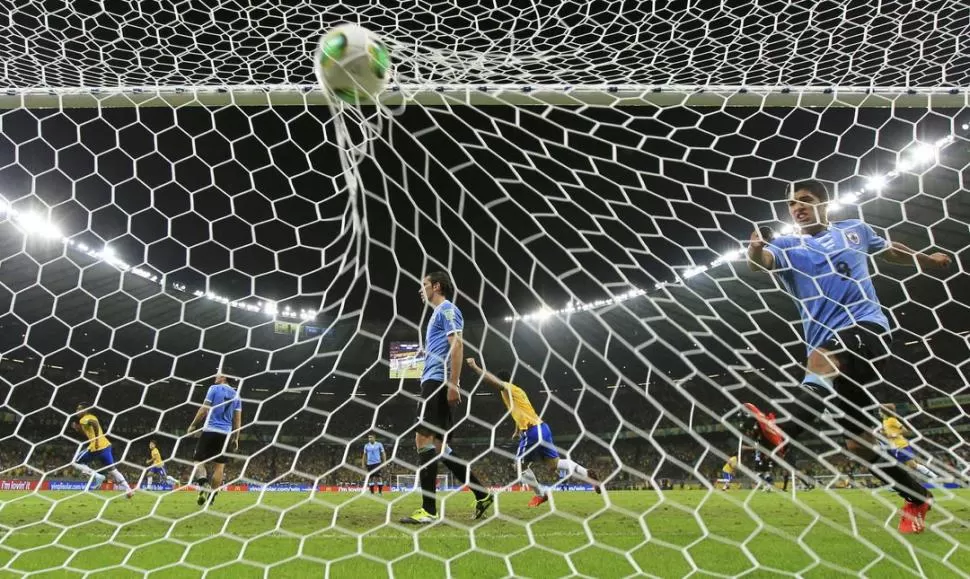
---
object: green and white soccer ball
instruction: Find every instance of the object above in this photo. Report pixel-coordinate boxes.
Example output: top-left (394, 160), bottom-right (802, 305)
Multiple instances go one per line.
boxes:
top-left (314, 24), bottom-right (391, 103)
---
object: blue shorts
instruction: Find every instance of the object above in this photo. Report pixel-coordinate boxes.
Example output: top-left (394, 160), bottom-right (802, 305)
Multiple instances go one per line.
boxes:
top-left (722, 473), bottom-right (734, 482)
top-left (516, 423), bottom-right (559, 463)
top-left (890, 446), bottom-right (916, 463)
top-left (76, 447), bottom-right (116, 468)
top-left (148, 466), bottom-right (167, 476)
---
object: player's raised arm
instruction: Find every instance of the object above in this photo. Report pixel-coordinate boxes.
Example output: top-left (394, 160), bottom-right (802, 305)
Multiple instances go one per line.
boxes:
top-left (747, 228), bottom-right (775, 272)
top-left (877, 241), bottom-right (952, 270)
top-left (465, 358), bottom-right (507, 390)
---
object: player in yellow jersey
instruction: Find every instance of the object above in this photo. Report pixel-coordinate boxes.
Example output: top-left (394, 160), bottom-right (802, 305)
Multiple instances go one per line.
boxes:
top-left (879, 404), bottom-right (938, 479)
top-left (721, 455), bottom-right (738, 491)
top-left (144, 440), bottom-right (180, 488)
top-left (466, 358), bottom-right (601, 508)
top-left (71, 403), bottom-right (133, 498)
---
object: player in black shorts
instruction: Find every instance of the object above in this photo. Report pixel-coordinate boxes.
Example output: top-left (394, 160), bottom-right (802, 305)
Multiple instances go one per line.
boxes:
top-left (400, 271), bottom-right (493, 524)
top-left (187, 375), bottom-right (242, 507)
top-left (361, 434), bottom-right (386, 495)
top-left (747, 180), bottom-right (951, 533)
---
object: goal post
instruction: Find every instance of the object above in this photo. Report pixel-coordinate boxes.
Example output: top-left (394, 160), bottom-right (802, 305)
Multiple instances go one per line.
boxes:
top-left (1, 1), bottom-right (969, 577)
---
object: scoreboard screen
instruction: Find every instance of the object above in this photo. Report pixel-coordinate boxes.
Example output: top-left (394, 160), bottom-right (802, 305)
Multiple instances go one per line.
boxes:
top-left (389, 342), bottom-right (424, 379)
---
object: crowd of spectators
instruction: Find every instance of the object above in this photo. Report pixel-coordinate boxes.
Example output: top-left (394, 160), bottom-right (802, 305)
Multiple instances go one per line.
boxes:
top-left (4, 431), bottom-right (966, 492)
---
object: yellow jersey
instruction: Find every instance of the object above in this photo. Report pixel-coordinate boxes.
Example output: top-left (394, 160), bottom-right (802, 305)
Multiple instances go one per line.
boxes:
top-left (882, 417), bottom-right (909, 449)
top-left (79, 413), bottom-right (111, 452)
top-left (722, 456), bottom-right (738, 475)
top-left (500, 382), bottom-right (542, 431)
top-left (150, 447), bottom-right (163, 466)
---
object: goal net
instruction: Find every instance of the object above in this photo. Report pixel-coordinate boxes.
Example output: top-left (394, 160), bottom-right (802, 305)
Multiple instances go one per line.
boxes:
top-left (0, 1), bottom-right (968, 577)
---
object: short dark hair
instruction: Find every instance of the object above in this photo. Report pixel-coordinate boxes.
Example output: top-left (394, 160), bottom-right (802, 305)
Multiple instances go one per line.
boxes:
top-left (790, 179), bottom-right (829, 202)
top-left (426, 271), bottom-right (455, 301)
top-left (495, 370), bottom-right (512, 383)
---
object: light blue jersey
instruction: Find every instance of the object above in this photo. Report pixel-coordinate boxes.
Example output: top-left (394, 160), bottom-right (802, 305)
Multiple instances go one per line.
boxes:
top-left (203, 383), bottom-right (242, 433)
top-left (422, 300), bottom-right (463, 383)
top-left (363, 442), bottom-right (384, 465)
top-left (765, 219), bottom-right (890, 351)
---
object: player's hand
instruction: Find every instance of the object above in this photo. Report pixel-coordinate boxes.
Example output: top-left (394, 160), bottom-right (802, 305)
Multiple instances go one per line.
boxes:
top-left (465, 358), bottom-right (481, 372)
top-left (232, 438), bottom-right (239, 452)
top-left (749, 228), bottom-right (767, 250)
top-left (446, 383), bottom-right (461, 406)
top-left (927, 252), bottom-right (952, 269)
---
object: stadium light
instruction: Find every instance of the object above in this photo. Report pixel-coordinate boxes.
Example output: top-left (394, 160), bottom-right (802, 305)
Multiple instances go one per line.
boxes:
top-left (1, 204), bottom-right (318, 322)
top-left (506, 127), bottom-right (964, 323)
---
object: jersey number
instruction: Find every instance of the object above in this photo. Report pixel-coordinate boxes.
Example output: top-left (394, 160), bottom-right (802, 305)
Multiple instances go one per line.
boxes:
top-left (835, 260), bottom-right (851, 277)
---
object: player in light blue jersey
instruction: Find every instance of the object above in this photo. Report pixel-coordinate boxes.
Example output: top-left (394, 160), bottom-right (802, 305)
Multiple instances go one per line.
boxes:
top-left (187, 375), bottom-right (242, 507)
top-left (361, 434), bottom-right (387, 495)
top-left (400, 271), bottom-right (493, 525)
top-left (747, 179), bottom-right (951, 534)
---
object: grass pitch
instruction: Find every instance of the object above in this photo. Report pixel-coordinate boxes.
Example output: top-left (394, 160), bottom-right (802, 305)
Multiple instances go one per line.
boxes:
top-left (0, 488), bottom-right (967, 578)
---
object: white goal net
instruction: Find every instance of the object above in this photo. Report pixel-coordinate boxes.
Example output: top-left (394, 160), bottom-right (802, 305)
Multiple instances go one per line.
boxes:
top-left (0, 1), bottom-right (968, 577)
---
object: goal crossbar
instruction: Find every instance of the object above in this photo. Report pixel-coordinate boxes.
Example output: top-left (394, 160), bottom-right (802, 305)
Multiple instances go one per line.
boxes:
top-left (3, 85), bottom-right (969, 109)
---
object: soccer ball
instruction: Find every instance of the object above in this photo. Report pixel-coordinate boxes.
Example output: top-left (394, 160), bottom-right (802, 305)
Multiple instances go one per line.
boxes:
top-left (314, 24), bottom-right (391, 103)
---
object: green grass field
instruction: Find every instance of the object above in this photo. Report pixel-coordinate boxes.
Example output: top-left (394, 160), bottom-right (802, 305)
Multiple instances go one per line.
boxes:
top-left (0, 488), bottom-right (967, 578)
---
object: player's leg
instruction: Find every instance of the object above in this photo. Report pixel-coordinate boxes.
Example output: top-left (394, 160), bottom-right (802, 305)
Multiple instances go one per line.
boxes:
top-left (402, 381), bottom-right (446, 523)
top-left (374, 468), bottom-right (383, 495)
top-left (536, 424), bottom-right (600, 493)
top-left (192, 433), bottom-right (220, 506)
top-left (207, 462), bottom-right (226, 506)
top-left (897, 447), bottom-right (939, 479)
top-left (424, 382), bottom-right (493, 517)
top-left (99, 448), bottom-right (132, 498)
top-left (823, 325), bottom-right (932, 532)
top-left (514, 428), bottom-right (549, 507)
top-left (73, 450), bottom-right (106, 488)
top-left (161, 467), bottom-right (179, 486)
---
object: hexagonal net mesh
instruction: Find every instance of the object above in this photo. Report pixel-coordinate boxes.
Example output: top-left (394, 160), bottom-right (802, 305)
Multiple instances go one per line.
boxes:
top-left (0, 1), bottom-right (968, 577)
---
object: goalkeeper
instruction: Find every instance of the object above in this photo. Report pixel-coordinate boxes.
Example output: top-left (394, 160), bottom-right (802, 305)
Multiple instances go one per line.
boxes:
top-left (746, 180), bottom-right (951, 534)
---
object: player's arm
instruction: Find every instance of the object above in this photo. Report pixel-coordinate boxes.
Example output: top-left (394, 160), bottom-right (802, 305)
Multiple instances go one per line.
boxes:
top-left (747, 228), bottom-right (775, 272)
top-left (877, 241), bottom-right (952, 270)
top-left (380, 445), bottom-right (387, 463)
top-left (187, 403), bottom-right (210, 433)
top-left (464, 358), bottom-right (506, 391)
top-left (446, 332), bottom-right (463, 405)
top-left (361, 449), bottom-right (367, 469)
top-left (231, 404), bottom-right (242, 451)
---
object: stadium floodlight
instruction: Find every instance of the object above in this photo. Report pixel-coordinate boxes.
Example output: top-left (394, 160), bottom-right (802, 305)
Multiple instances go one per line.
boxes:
top-left (15, 211), bottom-right (63, 240)
top-left (864, 175), bottom-right (887, 192)
top-left (509, 125), bottom-right (963, 323)
top-left (910, 143), bottom-right (935, 165)
top-left (1, 197), bottom-right (318, 322)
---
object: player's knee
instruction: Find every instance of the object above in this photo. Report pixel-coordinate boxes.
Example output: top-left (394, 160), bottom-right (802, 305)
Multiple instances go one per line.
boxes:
top-left (807, 348), bottom-right (840, 376)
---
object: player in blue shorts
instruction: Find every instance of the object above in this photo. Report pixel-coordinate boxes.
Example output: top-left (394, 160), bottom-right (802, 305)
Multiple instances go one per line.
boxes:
top-left (466, 357), bottom-right (600, 508)
top-left (144, 440), bottom-right (180, 487)
top-left (747, 179), bottom-right (951, 533)
top-left (72, 403), bottom-right (133, 498)
top-left (878, 404), bottom-right (938, 479)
